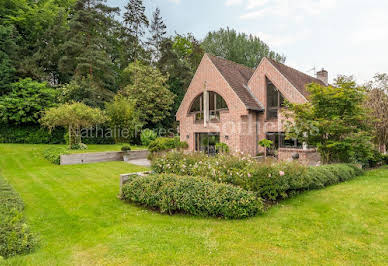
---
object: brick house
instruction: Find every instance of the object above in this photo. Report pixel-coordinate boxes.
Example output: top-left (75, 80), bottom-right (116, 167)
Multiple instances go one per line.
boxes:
top-left (176, 53), bottom-right (327, 163)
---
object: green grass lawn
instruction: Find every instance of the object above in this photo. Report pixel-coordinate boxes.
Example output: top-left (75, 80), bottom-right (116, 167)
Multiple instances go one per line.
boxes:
top-left (0, 144), bottom-right (387, 265)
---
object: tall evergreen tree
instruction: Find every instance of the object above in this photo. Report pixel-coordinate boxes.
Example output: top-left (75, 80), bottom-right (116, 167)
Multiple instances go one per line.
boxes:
top-left (58, 0), bottom-right (120, 100)
top-left (122, 0), bottom-right (149, 62)
top-left (147, 7), bottom-right (167, 63)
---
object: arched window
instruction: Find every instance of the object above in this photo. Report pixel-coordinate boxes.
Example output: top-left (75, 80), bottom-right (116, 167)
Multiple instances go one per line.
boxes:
top-left (189, 91), bottom-right (228, 121)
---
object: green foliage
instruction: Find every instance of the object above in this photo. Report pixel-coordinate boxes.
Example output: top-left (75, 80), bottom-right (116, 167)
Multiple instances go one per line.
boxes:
top-left (121, 145), bottom-right (131, 152)
top-left (0, 25), bottom-right (18, 94)
top-left (0, 174), bottom-right (36, 258)
top-left (40, 102), bottom-right (107, 148)
top-left (42, 147), bottom-right (70, 164)
top-left (201, 27), bottom-right (285, 68)
top-left (105, 96), bottom-right (142, 143)
top-left (215, 142), bottom-right (229, 153)
top-left (0, 125), bottom-right (65, 144)
top-left (151, 151), bottom-right (364, 201)
top-left (0, 78), bottom-right (58, 124)
top-left (258, 139), bottom-right (273, 148)
top-left (59, 78), bottom-right (115, 109)
top-left (121, 174), bottom-right (263, 219)
top-left (284, 76), bottom-right (375, 165)
top-left (140, 129), bottom-right (157, 146)
top-left (121, 61), bottom-right (175, 126)
top-left (148, 137), bottom-right (187, 153)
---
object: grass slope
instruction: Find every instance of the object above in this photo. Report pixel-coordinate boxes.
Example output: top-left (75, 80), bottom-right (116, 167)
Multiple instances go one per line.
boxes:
top-left (0, 144), bottom-right (387, 265)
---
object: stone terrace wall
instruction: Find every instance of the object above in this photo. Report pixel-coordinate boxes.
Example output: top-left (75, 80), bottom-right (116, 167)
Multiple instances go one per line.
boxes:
top-left (278, 148), bottom-right (321, 166)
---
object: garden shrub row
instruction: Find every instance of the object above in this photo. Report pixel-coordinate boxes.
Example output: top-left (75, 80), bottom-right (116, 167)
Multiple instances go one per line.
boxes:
top-left (152, 152), bottom-right (364, 201)
top-left (148, 136), bottom-right (188, 154)
top-left (0, 175), bottom-right (36, 259)
top-left (121, 174), bottom-right (263, 219)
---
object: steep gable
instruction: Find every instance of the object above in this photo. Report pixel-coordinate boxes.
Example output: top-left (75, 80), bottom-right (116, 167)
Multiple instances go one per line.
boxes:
top-left (207, 54), bottom-right (263, 111)
top-left (266, 58), bottom-right (326, 99)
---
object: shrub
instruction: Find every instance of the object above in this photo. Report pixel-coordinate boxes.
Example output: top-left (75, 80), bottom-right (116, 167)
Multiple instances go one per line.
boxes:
top-left (121, 145), bottom-right (131, 152)
top-left (0, 175), bottom-right (36, 258)
top-left (382, 154), bottom-right (388, 165)
top-left (121, 174), bottom-right (263, 219)
top-left (148, 137), bottom-right (188, 153)
top-left (215, 142), bottom-right (229, 153)
top-left (140, 129), bottom-right (157, 146)
top-left (42, 147), bottom-right (70, 165)
top-left (0, 125), bottom-right (65, 144)
top-left (152, 151), bottom-right (364, 201)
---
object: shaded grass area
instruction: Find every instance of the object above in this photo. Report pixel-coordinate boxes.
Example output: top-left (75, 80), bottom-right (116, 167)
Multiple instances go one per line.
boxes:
top-left (0, 144), bottom-right (387, 265)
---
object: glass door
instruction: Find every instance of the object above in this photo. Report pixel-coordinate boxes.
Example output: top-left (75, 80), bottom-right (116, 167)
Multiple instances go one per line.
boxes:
top-left (195, 132), bottom-right (220, 155)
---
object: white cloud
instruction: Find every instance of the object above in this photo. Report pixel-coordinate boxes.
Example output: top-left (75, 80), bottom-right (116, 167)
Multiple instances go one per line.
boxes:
top-left (253, 30), bottom-right (311, 47)
top-left (351, 10), bottom-right (388, 44)
top-left (167, 0), bottom-right (181, 4)
top-left (225, 0), bottom-right (243, 7)
top-left (240, 0), bottom-right (337, 20)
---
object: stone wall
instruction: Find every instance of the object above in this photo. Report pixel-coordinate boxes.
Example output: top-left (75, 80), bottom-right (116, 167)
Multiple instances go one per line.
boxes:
top-left (60, 150), bottom-right (149, 165)
top-left (278, 148), bottom-right (321, 166)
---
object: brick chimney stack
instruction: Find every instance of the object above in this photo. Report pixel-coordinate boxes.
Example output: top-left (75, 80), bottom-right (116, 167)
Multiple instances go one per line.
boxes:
top-left (316, 68), bottom-right (328, 86)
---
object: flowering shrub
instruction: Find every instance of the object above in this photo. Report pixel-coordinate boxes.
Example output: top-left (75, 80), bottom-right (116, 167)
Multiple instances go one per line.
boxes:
top-left (152, 151), bottom-right (364, 201)
top-left (121, 174), bottom-right (263, 219)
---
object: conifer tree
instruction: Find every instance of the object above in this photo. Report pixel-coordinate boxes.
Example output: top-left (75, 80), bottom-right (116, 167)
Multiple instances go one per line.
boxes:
top-left (147, 7), bottom-right (167, 63)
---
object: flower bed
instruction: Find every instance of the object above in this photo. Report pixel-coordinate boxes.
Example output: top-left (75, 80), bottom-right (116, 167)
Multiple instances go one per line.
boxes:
top-left (152, 151), bottom-right (364, 201)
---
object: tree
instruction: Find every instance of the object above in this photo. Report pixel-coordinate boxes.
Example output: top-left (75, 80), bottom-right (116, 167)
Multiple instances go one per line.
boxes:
top-left (120, 61), bottom-right (175, 127)
top-left (284, 76), bottom-right (375, 164)
top-left (58, 77), bottom-right (115, 109)
top-left (157, 34), bottom-right (204, 129)
top-left (0, 25), bottom-right (18, 94)
top-left (201, 27), bottom-right (285, 68)
top-left (364, 73), bottom-right (388, 154)
top-left (59, 0), bottom-right (120, 91)
top-left (122, 0), bottom-right (149, 61)
top-left (147, 7), bottom-right (167, 63)
top-left (105, 96), bottom-right (143, 143)
top-left (40, 102), bottom-right (107, 148)
top-left (0, 78), bottom-right (58, 125)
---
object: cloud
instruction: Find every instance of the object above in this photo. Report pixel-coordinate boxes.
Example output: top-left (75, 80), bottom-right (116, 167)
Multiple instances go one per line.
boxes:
top-left (351, 10), bottom-right (388, 44)
top-left (225, 0), bottom-right (243, 6)
top-left (253, 30), bottom-right (311, 47)
top-left (240, 0), bottom-right (336, 20)
top-left (167, 0), bottom-right (181, 4)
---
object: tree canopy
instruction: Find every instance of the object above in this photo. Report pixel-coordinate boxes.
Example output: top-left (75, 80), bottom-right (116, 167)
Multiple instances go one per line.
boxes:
top-left (202, 27), bottom-right (286, 68)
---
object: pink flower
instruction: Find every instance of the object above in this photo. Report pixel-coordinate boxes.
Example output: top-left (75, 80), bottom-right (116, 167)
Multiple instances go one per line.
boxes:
top-left (279, 171), bottom-right (285, 176)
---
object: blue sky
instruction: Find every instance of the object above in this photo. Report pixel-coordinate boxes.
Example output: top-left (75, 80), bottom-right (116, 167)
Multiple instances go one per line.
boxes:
top-left (109, 0), bottom-right (388, 83)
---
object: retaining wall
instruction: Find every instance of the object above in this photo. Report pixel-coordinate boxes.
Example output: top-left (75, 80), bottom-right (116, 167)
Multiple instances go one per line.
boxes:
top-left (60, 150), bottom-right (149, 165)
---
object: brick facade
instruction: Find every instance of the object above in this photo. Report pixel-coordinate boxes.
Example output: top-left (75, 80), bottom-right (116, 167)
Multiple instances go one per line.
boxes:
top-left (176, 54), bottom-right (321, 162)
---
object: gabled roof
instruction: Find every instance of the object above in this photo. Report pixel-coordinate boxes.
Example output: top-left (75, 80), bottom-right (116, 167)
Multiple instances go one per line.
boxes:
top-left (266, 58), bottom-right (326, 98)
top-left (207, 54), bottom-right (264, 111)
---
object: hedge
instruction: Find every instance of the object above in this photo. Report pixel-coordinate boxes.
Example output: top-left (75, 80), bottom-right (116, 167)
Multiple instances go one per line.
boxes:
top-left (0, 124), bottom-right (117, 145)
top-left (121, 174), bottom-right (263, 219)
top-left (42, 147), bottom-right (70, 165)
top-left (0, 175), bottom-right (36, 259)
top-left (152, 152), bottom-right (364, 201)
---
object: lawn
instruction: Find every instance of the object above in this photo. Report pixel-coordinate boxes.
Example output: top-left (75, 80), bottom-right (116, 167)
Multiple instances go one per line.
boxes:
top-left (0, 144), bottom-right (387, 265)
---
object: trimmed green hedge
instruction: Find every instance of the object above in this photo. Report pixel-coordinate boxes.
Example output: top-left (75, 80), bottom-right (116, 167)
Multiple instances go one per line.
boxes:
top-left (0, 175), bottom-right (36, 259)
top-left (0, 124), bottom-right (65, 144)
top-left (152, 152), bottom-right (364, 201)
top-left (148, 137), bottom-right (188, 153)
top-left (121, 174), bottom-right (263, 219)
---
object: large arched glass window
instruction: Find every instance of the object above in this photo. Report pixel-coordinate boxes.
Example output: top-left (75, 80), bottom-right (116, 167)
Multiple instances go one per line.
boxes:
top-left (189, 91), bottom-right (228, 121)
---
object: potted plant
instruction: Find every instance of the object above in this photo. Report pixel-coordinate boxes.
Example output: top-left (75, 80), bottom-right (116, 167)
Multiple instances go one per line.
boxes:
top-left (121, 146), bottom-right (132, 162)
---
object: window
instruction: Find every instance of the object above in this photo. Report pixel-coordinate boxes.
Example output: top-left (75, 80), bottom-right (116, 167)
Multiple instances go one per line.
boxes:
top-left (266, 78), bottom-right (284, 119)
top-left (189, 92), bottom-right (228, 122)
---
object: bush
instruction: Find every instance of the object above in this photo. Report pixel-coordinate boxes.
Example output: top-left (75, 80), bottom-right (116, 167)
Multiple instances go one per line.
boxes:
top-left (121, 145), bottom-right (131, 152)
top-left (152, 151), bottom-right (364, 201)
top-left (215, 142), bottom-right (229, 153)
top-left (42, 147), bottom-right (70, 165)
top-left (140, 129), bottom-right (157, 146)
top-left (382, 154), bottom-right (388, 165)
top-left (121, 174), bottom-right (263, 219)
top-left (0, 125), bottom-right (65, 144)
top-left (0, 175), bottom-right (36, 258)
top-left (148, 137), bottom-right (188, 153)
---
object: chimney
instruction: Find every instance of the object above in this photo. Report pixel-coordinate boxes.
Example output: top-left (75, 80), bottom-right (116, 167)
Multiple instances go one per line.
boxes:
top-left (316, 68), bottom-right (328, 86)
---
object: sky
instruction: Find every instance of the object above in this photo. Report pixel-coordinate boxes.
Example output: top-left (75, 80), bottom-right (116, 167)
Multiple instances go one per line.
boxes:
top-left (108, 0), bottom-right (388, 83)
